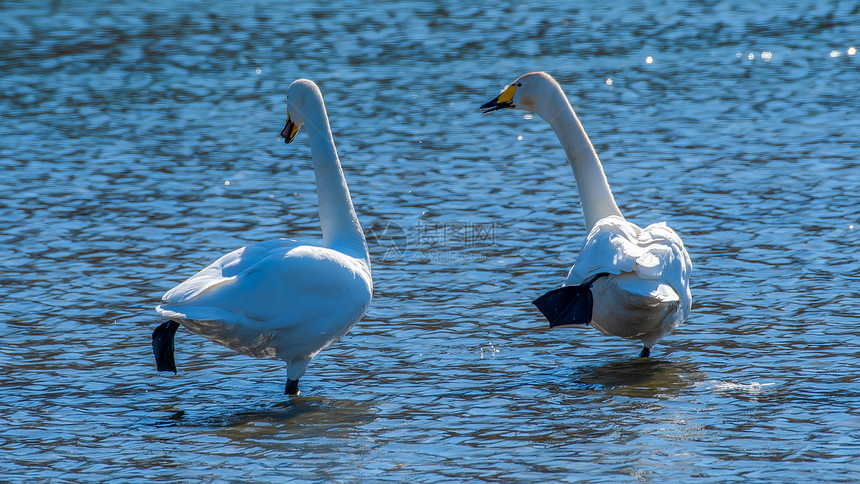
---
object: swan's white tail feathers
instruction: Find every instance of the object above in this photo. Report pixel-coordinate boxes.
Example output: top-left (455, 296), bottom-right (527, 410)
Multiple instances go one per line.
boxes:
top-left (612, 275), bottom-right (680, 303)
top-left (156, 304), bottom-right (245, 326)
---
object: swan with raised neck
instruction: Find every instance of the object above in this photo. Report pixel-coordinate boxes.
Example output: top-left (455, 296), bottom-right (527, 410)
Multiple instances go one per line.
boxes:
top-left (481, 72), bottom-right (692, 358)
top-left (482, 71), bottom-right (622, 229)
top-left (153, 79), bottom-right (373, 395)
top-left (282, 78), bottom-right (369, 262)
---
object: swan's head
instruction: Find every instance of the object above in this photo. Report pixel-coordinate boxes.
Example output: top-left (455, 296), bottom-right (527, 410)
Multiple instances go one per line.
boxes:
top-left (480, 72), bottom-right (559, 114)
top-left (280, 79), bottom-right (325, 144)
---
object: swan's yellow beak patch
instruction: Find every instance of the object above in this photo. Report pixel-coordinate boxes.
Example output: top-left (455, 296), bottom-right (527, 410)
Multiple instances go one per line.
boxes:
top-left (480, 83), bottom-right (518, 114)
top-left (496, 84), bottom-right (517, 104)
top-left (281, 115), bottom-right (299, 144)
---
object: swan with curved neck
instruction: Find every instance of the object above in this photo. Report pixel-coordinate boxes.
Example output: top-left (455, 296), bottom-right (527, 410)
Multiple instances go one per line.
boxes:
top-left (481, 72), bottom-right (692, 357)
top-left (152, 79), bottom-right (372, 394)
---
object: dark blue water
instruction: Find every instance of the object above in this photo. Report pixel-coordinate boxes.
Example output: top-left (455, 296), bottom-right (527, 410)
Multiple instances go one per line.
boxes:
top-left (1, 1), bottom-right (859, 481)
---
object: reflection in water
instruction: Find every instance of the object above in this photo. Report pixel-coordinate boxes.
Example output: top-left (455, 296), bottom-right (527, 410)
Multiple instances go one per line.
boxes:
top-left (573, 357), bottom-right (706, 398)
top-left (153, 397), bottom-right (377, 437)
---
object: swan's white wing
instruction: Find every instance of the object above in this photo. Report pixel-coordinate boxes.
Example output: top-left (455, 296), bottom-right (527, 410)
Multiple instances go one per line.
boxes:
top-left (635, 221), bottom-right (693, 311)
top-left (161, 238), bottom-right (300, 304)
top-left (568, 216), bottom-right (642, 278)
top-left (159, 239), bottom-right (371, 326)
top-left (156, 240), bottom-right (372, 359)
top-left (568, 215), bottom-right (692, 311)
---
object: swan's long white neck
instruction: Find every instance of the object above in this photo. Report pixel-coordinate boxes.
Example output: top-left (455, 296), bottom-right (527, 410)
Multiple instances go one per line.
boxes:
top-left (534, 82), bottom-right (622, 229)
top-left (302, 104), bottom-right (368, 262)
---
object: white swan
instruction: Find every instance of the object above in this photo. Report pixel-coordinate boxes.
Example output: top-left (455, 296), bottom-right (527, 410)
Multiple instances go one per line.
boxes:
top-left (152, 79), bottom-right (372, 394)
top-left (481, 72), bottom-right (691, 357)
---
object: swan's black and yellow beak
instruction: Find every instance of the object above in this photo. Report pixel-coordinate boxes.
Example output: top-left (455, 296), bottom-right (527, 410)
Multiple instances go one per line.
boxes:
top-left (480, 83), bottom-right (518, 114)
top-left (281, 116), bottom-right (299, 144)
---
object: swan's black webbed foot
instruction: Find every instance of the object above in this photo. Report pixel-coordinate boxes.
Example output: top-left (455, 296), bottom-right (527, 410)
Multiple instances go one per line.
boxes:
top-left (152, 320), bottom-right (180, 374)
top-left (285, 379), bottom-right (300, 395)
top-left (638, 346), bottom-right (651, 358)
top-left (533, 273), bottom-right (610, 328)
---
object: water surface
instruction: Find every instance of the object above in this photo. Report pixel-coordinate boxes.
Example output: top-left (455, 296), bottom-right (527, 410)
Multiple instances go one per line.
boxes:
top-left (1, 1), bottom-right (859, 481)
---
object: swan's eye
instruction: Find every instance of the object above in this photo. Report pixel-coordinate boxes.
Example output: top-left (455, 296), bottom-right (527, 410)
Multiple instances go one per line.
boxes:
top-left (517, 83), bottom-right (522, 87)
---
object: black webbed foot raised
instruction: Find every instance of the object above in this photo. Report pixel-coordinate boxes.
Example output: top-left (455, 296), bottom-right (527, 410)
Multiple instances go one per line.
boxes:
top-left (638, 346), bottom-right (651, 358)
top-left (152, 320), bottom-right (180, 374)
top-left (285, 378), bottom-right (300, 395)
top-left (532, 273), bottom-right (610, 328)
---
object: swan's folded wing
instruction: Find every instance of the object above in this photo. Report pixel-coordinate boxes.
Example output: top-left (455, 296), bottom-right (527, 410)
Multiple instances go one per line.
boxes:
top-left (569, 216), bottom-right (643, 279)
top-left (161, 239), bottom-right (299, 304)
top-left (159, 243), bottom-right (372, 328)
top-left (569, 217), bottom-right (692, 313)
top-left (638, 222), bottom-right (693, 301)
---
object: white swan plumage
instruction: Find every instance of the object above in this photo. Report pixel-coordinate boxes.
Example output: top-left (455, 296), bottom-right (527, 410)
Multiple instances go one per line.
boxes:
top-left (153, 79), bottom-right (372, 394)
top-left (481, 72), bottom-right (691, 356)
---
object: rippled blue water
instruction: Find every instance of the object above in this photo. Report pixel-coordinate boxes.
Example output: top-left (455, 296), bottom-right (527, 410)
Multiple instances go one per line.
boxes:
top-left (1, 1), bottom-right (859, 481)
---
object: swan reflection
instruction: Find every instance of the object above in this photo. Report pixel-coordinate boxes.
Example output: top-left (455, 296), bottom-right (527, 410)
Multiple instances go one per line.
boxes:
top-left (573, 357), bottom-right (706, 398)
